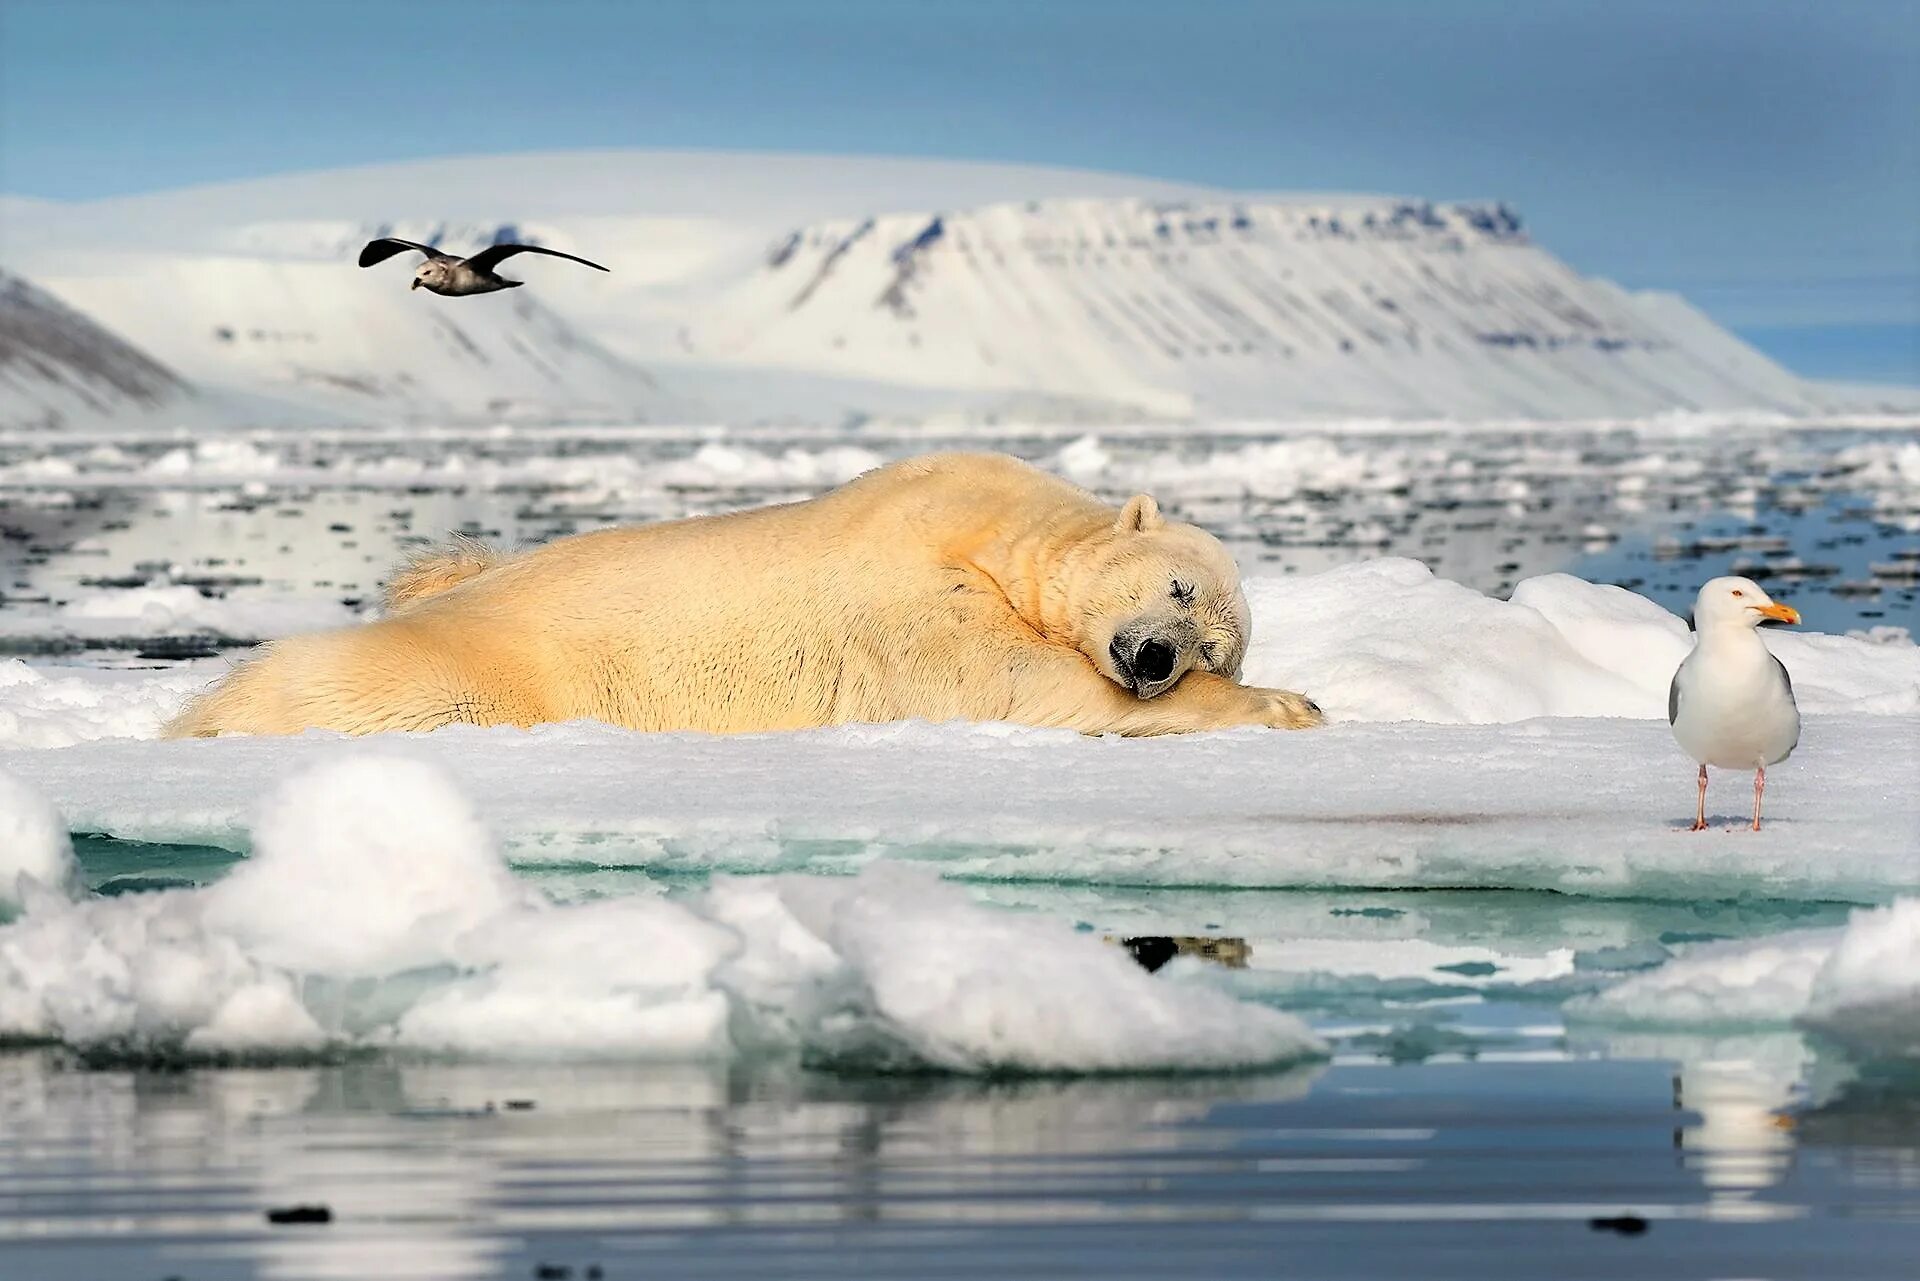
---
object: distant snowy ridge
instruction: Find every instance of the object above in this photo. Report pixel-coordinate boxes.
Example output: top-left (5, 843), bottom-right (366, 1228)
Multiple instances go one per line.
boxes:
top-left (0, 269), bottom-right (192, 430)
top-left (4, 150), bottom-right (1899, 426)
top-left (694, 195), bottom-right (1826, 420)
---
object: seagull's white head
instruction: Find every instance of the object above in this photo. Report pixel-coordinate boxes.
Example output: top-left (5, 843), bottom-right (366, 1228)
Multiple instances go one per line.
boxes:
top-left (1692, 576), bottom-right (1800, 632)
top-left (411, 260), bottom-right (451, 292)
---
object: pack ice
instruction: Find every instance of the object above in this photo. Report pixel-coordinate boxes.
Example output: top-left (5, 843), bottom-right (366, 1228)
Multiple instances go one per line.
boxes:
top-left (0, 757), bottom-right (1323, 1070)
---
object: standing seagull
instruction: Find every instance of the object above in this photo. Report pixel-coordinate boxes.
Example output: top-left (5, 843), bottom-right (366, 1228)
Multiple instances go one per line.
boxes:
top-left (357, 238), bottom-right (610, 296)
top-left (1669, 576), bottom-right (1801, 832)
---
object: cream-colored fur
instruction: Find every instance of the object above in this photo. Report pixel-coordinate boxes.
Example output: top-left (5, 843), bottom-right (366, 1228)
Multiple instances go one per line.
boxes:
top-left (165, 454), bottom-right (1322, 739)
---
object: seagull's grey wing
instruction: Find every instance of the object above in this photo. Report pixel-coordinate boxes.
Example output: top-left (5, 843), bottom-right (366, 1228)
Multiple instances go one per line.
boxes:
top-left (1771, 653), bottom-right (1795, 704)
top-left (358, 238), bottom-right (451, 268)
top-left (1668, 670), bottom-right (1682, 725)
top-left (462, 243), bottom-right (610, 274)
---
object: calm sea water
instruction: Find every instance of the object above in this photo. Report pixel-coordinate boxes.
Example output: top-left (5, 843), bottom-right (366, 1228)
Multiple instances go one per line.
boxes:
top-left (3, 1009), bottom-right (1919, 1279)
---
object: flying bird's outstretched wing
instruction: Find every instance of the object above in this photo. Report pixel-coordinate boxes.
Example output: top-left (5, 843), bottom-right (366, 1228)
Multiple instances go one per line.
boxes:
top-left (358, 238), bottom-right (452, 268)
top-left (463, 243), bottom-right (610, 274)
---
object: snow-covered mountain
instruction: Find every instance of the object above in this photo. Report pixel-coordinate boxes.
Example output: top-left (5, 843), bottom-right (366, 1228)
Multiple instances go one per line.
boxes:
top-left (0, 150), bottom-right (1893, 425)
top-left (689, 197), bottom-right (1831, 420)
top-left (0, 269), bottom-right (192, 430)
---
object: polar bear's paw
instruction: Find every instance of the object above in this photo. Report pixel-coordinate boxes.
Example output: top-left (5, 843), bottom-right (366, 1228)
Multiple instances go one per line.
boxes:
top-left (1248, 688), bottom-right (1324, 730)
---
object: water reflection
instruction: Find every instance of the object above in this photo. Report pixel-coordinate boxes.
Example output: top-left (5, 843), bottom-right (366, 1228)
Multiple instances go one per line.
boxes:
top-left (6, 1035), bottom-right (1920, 1279)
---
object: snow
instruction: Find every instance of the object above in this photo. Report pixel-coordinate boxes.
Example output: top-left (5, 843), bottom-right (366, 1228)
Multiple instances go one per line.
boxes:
top-left (199, 755), bottom-right (531, 976)
top-left (0, 770), bottom-right (77, 905)
top-left (0, 558), bottom-right (1913, 902)
top-left (1801, 899), bottom-right (1920, 1061)
top-left (1, 711), bottom-right (1914, 904)
top-left (712, 867), bottom-right (1319, 1073)
top-left (5, 150), bottom-right (1891, 427)
top-left (0, 660), bottom-right (209, 749)
top-left (0, 758), bottom-right (1322, 1069)
top-left (1566, 930), bottom-right (1840, 1029)
top-left (1248, 561), bottom-right (1920, 724)
top-left (0, 269), bottom-right (189, 432)
top-left (1571, 899), bottom-right (1920, 1064)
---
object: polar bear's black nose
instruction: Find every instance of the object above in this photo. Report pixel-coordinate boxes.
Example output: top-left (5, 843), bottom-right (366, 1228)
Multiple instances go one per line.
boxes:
top-left (1134, 639), bottom-right (1175, 684)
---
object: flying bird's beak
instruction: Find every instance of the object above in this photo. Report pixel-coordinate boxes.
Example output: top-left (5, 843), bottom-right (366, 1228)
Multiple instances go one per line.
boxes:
top-left (1752, 602), bottom-right (1800, 625)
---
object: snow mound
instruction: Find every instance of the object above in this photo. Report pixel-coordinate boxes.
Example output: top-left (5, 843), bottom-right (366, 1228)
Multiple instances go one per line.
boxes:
top-left (1245, 560), bottom-right (1919, 722)
top-left (0, 660), bottom-right (208, 749)
top-left (1573, 900), bottom-right (1920, 1063)
top-left (200, 755), bottom-right (530, 976)
top-left (0, 769), bottom-right (77, 906)
top-left (0, 755), bottom-right (1321, 1071)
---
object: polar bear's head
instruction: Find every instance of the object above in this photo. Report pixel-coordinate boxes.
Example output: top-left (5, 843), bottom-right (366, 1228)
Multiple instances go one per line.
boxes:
top-left (1077, 493), bottom-right (1251, 700)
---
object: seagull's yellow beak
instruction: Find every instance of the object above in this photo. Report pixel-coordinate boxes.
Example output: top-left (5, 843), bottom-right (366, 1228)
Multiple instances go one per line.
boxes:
top-left (1753, 602), bottom-right (1800, 625)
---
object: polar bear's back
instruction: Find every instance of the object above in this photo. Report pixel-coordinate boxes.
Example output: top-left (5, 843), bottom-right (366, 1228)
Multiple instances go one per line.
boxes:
top-left (166, 453), bottom-right (1121, 738)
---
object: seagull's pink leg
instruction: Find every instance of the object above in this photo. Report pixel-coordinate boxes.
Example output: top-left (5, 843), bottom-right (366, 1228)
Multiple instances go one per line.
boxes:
top-left (1691, 764), bottom-right (1709, 832)
top-left (1751, 765), bottom-right (1766, 832)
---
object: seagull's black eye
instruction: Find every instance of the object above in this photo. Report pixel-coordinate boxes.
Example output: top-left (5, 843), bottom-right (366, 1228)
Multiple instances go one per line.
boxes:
top-left (1731, 589), bottom-right (1744, 598)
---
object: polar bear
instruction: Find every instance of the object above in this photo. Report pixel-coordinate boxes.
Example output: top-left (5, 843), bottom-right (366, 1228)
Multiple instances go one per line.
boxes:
top-left (165, 453), bottom-right (1323, 739)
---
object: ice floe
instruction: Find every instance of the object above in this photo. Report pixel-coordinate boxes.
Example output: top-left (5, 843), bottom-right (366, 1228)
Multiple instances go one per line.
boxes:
top-left (1572, 899), bottom-right (1920, 1063)
top-left (0, 760), bottom-right (1322, 1069)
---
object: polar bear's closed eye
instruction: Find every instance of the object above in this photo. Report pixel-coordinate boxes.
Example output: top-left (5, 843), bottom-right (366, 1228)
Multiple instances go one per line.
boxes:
top-left (1081, 501), bottom-right (1250, 700)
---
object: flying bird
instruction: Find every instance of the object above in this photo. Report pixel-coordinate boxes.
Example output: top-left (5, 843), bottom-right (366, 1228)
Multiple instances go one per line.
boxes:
top-left (1668, 576), bottom-right (1801, 832)
top-left (357, 238), bottom-right (610, 296)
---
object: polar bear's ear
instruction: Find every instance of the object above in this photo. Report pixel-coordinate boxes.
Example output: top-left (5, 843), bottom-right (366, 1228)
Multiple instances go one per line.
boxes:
top-left (1117, 494), bottom-right (1164, 534)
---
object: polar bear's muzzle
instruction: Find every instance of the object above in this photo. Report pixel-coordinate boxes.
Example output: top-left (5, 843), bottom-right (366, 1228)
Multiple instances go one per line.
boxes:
top-left (1110, 635), bottom-right (1180, 698)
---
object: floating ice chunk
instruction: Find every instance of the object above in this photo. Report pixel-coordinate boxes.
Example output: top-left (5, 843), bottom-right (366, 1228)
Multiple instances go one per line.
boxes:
top-left (1049, 435), bottom-right (1408, 499)
top-left (0, 768), bottom-right (77, 904)
top-left (1575, 898), bottom-right (1920, 1063)
top-left (650, 443), bottom-right (885, 489)
top-left (0, 587), bottom-right (358, 645)
top-left (0, 890), bottom-right (267, 1047)
top-left (201, 755), bottom-right (531, 977)
top-left (1565, 929), bottom-right (1839, 1029)
top-left (1802, 899), bottom-right (1920, 1061)
top-left (0, 762), bottom-right (1316, 1071)
top-left (395, 896), bottom-right (738, 1059)
top-left (741, 865), bottom-right (1325, 1073)
top-left (184, 978), bottom-right (326, 1054)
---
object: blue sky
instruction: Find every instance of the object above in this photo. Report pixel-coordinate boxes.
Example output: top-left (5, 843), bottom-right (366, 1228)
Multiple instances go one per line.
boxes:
top-left (2, 0), bottom-right (1914, 382)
